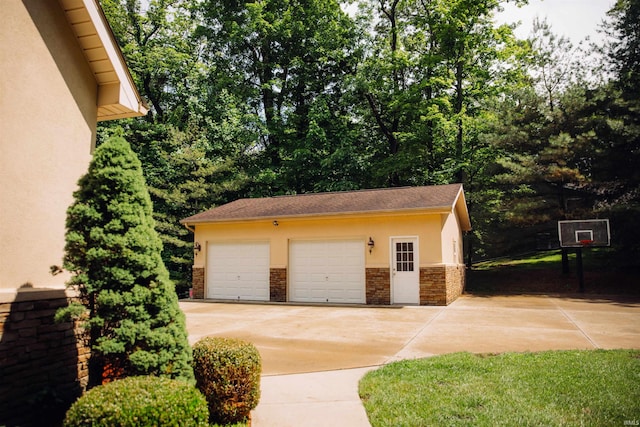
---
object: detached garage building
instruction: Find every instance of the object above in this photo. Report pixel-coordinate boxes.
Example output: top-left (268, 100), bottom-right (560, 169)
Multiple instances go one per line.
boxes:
top-left (181, 184), bottom-right (471, 306)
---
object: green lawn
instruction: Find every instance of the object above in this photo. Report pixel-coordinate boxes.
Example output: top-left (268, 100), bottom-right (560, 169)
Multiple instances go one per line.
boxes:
top-left (468, 249), bottom-right (639, 295)
top-left (472, 249), bottom-right (610, 271)
top-left (359, 350), bottom-right (640, 427)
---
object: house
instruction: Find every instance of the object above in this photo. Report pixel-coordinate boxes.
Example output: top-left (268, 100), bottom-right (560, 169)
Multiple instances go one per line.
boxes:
top-left (0, 1), bottom-right (146, 424)
top-left (1, 0), bottom-right (147, 295)
top-left (181, 184), bottom-right (471, 306)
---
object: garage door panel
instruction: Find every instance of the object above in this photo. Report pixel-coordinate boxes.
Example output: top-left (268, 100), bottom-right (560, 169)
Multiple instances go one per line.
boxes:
top-left (207, 242), bottom-right (269, 301)
top-left (290, 240), bottom-right (365, 304)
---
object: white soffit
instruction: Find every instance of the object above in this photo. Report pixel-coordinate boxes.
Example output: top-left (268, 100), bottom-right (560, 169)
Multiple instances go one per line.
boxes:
top-left (58, 0), bottom-right (147, 121)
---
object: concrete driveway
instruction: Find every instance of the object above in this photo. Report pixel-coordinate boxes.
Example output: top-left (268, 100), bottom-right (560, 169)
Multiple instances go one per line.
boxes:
top-left (180, 294), bottom-right (640, 426)
top-left (181, 294), bottom-right (640, 375)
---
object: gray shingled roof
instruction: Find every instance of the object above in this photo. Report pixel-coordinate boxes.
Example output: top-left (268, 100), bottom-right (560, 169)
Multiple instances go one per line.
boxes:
top-left (181, 184), bottom-right (469, 228)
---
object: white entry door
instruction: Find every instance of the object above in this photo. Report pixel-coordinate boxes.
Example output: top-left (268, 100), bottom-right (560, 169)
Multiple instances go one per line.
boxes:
top-left (207, 242), bottom-right (270, 301)
top-left (289, 240), bottom-right (365, 304)
top-left (391, 238), bottom-right (420, 304)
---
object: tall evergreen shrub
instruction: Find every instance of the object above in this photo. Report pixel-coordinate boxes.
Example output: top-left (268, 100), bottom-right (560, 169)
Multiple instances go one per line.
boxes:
top-left (61, 136), bottom-right (194, 387)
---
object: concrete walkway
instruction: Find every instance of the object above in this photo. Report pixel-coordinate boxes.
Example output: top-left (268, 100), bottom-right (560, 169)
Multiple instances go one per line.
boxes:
top-left (180, 294), bottom-right (640, 426)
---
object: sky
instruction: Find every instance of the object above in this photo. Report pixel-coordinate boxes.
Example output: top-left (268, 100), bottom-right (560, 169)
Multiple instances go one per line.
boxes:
top-left (496, 0), bottom-right (616, 45)
top-left (139, 0), bottom-right (614, 46)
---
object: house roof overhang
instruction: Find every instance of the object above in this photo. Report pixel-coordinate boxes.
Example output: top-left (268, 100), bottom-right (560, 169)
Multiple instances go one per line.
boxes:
top-left (58, 0), bottom-right (148, 121)
top-left (182, 206), bottom-right (457, 225)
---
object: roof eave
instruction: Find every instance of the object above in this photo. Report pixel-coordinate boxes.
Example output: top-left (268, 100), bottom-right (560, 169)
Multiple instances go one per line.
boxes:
top-left (59, 0), bottom-right (148, 121)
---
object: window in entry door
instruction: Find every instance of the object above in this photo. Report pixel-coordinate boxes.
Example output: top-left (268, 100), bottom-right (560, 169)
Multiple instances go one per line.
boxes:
top-left (396, 242), bottom-right (414, 272)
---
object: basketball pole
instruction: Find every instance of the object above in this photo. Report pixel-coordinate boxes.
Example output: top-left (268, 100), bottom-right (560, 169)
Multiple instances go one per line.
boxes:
top-left (558, 219), bottom-right (610, 293)
top-left (561, 248), bottom-right (570, 274)
top-left (576, 247), bottom-right (584, 293)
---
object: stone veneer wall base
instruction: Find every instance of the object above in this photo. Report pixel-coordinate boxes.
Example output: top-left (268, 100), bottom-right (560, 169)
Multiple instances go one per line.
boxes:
top-left (366, 268), bottom-right (391, 305)
top-left (192, 267), bottom-right (205, 299)
top-left (191, 265), bottom-right (464, 306)
top-left (0, 290), bottom-right (88, 427)
top-left (420, 265), bottom-right (466, 306)
top-left (270, 268), bottom-right (287, 302)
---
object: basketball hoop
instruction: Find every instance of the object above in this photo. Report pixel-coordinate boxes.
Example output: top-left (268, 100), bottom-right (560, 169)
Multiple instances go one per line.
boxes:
top-left (558, 219), bottom-right (610, 248)
top-left (557, 219), bottom-right (611, 294)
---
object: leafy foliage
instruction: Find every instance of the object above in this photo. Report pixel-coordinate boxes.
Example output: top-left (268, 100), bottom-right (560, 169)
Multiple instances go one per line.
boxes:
top-left (192, 337), bottom-right (262, 425)
top-left (605, 0), bottom-right (640, 94)
top-left (63, 376), bottom-right (209, 427)
top-left (97, 0), bottom-right (640, 267)
top-left (197, 0), bottom-right (364, 194)
top-left (63, 136), bottom-right (193, 386)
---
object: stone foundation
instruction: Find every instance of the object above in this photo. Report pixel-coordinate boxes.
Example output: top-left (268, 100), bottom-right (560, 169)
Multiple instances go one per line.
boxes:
top-left (444, 264), bottom-right (466, 304)
top-left (192, 267), bottom-right (205, 299)
top-left (366, 268), bottom-right (391, 305)
top-left (270, 268), bottom-right (287, 302)
top-left (420, 265), bottom-right (466, 305)
top-left (191, 264), bottom-right (465, 305)
top-left (0, 289), bottom-right (88, 427)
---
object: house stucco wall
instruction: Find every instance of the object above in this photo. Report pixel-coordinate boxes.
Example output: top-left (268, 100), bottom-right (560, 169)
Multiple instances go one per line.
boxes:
top-left (0, 0), bottom-right (97, 291)
top-left (440, 210), bottom-right (465, 265)
top-left (1, 2), bottom-right (146, 425)
top-left (190, 213), bottom-right (444, 272)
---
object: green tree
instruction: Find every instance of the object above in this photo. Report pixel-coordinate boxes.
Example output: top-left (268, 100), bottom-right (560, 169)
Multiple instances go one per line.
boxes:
top-left (587, 86), bottom-right (640, 256)
top-left (101, 0), bottom-right (200, 124)
top-left (354, 0), bottom-right (524, 187)
top-left (62, 136), bottom-right (194, 388)
top-left (605, 0), bottom-right (640, 93)
top-left (352, 0), bottom-right (529, 263)
top-left (197, 0), bottom-right (363, 194)
top-left (484, 1), bottom-right (640, 258)
top-left (589, 0), bottom-right (640, 254)
top-left (469, 14), bottom-right (601, 258)
top-left (528, 18), bottom-right (584, 111)
top-left (484, 81), bottom-right (599, 256)
top-left (99, 1), bottom-right (260, 287)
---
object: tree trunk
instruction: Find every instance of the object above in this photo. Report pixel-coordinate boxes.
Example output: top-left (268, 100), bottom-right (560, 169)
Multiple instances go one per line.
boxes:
top-left (455, 60), bottom-right (465, 183)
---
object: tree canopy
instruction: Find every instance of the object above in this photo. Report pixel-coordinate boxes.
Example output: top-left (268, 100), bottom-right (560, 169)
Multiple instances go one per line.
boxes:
top-left (98, 0), bottom-right (640, 278)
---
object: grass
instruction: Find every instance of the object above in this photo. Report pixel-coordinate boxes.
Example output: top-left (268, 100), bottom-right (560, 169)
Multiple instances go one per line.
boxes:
top-left (472, 248), bottom-right (611, 271)
top-left (359, 350), bottom-right (640, 427)
top-left (472, 251), bottom-right (564, 270)
top-left (468, 249), bottom-right (639, 295)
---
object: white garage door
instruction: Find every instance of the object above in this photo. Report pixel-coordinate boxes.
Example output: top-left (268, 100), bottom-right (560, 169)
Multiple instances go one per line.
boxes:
top-left (207, 242), bottom-right (270, 301)
top-left (289, 240), bottom-right (365, 304)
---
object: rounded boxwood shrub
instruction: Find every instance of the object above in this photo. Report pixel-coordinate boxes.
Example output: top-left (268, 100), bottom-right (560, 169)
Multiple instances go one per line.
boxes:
top-left (192, 337), bottom-right (262, 424)
top-left (63, 376), bottom-right (208, 427)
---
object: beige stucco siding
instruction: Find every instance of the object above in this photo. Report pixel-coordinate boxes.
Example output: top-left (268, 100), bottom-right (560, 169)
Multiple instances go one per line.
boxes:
top-left (0, 0), bottom-right (97, 290)
top-left (440, 211), bottom-right (464, 265)
top-left (191, 212), bottom-right (444, 271)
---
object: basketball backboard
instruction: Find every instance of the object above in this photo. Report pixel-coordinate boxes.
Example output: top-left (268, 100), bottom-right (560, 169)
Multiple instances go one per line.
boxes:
top-left (558, 219), bottom-right (610, 248)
